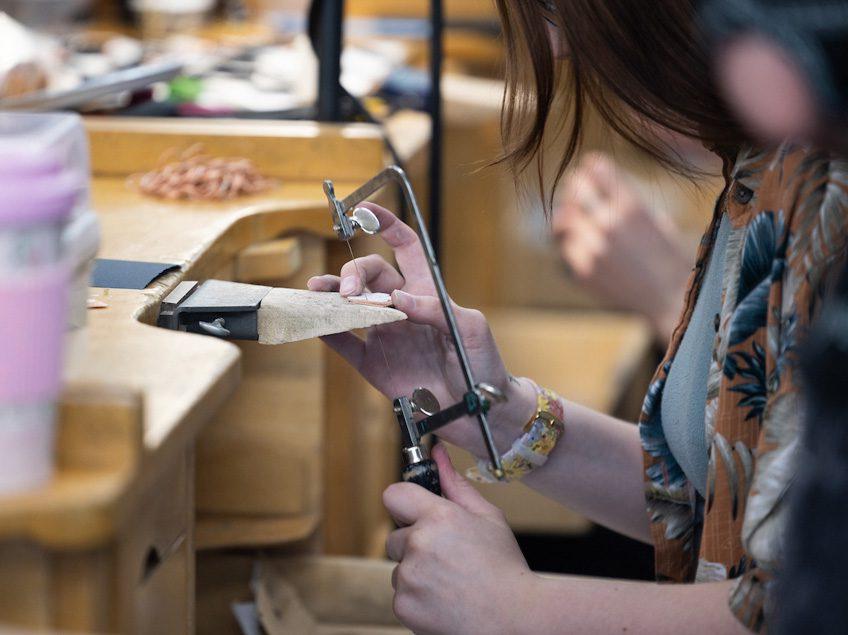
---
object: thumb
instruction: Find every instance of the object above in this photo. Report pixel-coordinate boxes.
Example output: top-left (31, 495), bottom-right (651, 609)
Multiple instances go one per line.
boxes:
top-left (431, 443), bottom-right (500, 518)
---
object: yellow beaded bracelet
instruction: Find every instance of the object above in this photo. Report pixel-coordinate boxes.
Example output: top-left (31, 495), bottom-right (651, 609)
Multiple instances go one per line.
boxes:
top-left (466, 380), bottom-right (565, 483)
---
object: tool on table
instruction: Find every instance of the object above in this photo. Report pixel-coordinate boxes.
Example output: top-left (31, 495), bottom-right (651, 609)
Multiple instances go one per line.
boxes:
top-left (157, 279), bottom-right (405, 344)
top-left (322, 165), bottom-right (506, 495)
top-left (0, 61), bottom-right (183, 112)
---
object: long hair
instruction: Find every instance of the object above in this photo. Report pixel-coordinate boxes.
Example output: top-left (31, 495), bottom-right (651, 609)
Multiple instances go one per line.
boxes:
top-left (494, 0), bottom-right (748, 210)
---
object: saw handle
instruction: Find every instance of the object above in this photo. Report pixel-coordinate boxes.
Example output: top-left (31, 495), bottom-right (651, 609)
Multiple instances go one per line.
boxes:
top-left (401, 459), bottom-right (442, 496)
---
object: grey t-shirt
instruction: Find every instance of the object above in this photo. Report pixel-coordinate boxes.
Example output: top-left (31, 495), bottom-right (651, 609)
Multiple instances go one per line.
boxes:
top-left (661, 213), bottom-right (730, 497)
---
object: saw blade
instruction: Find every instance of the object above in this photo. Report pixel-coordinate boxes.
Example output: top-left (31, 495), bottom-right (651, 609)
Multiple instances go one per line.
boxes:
top-left (344, 238), bottom-right (395, 385)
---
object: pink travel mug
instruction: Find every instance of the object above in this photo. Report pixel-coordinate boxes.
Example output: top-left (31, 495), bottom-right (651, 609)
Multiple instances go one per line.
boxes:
top-left (0, 150), bottom-right (79, 494)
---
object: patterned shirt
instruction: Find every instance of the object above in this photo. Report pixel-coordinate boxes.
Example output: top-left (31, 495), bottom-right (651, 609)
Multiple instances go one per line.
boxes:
top-left (639, 145), bottom-right (848, 632)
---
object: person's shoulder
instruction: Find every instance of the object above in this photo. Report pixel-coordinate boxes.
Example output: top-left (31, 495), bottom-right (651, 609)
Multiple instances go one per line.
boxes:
top-left (779, 145), bottom-right (848, 240)
top-left (733, 144), bottom-right (848, 223)
top-left (774, 144), bottom-right (848, 304)
top-left (730, 142), bottom-right (844, 182)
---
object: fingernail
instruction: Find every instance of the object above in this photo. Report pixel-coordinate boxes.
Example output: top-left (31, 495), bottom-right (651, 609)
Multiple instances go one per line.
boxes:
top-left (340, 277), bottom-right (357, 296)
top-left (306, 276), bottom-right (319, 290)
top-left (392, 290), bottom-right (414, 309)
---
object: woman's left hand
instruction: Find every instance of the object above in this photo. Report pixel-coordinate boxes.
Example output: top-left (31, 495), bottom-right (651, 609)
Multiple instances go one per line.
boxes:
top-left (384, 444), bottom-right (541, 635)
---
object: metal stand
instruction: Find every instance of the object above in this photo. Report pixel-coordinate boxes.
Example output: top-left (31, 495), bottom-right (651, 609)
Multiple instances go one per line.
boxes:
top-left (312, 0), bottom-right (344, 122)
top-left (429, 0), bottom-right (444, 261)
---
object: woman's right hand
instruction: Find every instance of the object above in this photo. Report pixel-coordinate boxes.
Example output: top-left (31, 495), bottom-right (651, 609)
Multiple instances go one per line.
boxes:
top-left (307, 203), bottom-right (536, 457)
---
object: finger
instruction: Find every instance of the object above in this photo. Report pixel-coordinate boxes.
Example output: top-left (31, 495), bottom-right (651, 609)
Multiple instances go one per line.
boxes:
top-left (307, 274), bottom-right (341, 292)
top-left (357, 203), bottom-right (434, 294)
top-left (338, 254), bottom-right (405, 297)
top-left (383, 481), bottom-right (443, 527)
top-left (386, 526), bottom-right (413, 562)
top-left (561, 233), bottom-right (604, 281)
top-left (581, 152), bottom-right (617, 199)
top-left (557, 208), bottom-right (605, 242)
top-left (390, 292), bottom-right (490, 358)
top-left (559, 165), bottom-right (600, 211)
top-left (582, 152), bottom-right (642, 216)
top-left (391, 292), bottom-right (487, 340)
top-left (556, 214), bottom-right (605, 268)
top-left (320, 332), bottom-right (366, 369)
top-left (391, 291), bottom-right (450, 334)
top-left (552, 202), bottom-right (588, 238)
top-left (570, 169), bottom-right (607, 217)
top-left (431, 444), bottom-right (499, 518)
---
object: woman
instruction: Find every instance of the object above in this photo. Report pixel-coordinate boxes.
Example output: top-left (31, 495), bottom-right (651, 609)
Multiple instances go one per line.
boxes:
top-left (308, 1), bottom-right (848, 632)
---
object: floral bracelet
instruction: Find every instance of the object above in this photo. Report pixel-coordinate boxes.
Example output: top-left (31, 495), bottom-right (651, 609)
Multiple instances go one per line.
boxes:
top-left (466, 379), bottom-right (566, 483)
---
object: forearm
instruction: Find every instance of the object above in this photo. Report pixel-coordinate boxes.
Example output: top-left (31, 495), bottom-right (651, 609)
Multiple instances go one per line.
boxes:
top-left (517, 575), bottom-right (749, 635)
top-left (487, 380), bottom-right (651, 543)
top-left (524, 398), bottom-right (651, 543)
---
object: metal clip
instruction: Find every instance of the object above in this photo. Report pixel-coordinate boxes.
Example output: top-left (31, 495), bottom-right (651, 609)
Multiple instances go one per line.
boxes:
top-left (198, 317), bottom-right (231, 338)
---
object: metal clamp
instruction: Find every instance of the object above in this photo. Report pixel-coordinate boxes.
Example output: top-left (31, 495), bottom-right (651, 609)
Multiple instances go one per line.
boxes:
top-left (157, 279), bottom-right (271, 340)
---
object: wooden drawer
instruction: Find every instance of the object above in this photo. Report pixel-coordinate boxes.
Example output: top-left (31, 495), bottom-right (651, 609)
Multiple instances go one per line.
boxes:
top-left (117, 450), bottom-right (193, 634)
top-left (196, 552), bottom-right (406, 635)
top-left (132, 536), bottom-right (192, 635)
top-left (0, 450), bottom-right (193, 634)
top-left (195, 350), bottom-right (322, 518)
top-left (195, 235), bottom-right (325, 548)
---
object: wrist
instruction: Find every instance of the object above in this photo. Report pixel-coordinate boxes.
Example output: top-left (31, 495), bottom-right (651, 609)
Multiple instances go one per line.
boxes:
top-left (502, 572), bottom-right (556, 634)
top-left (489, 376), bottom-right (538, 451)
top-left (467, 379), bottom-right (567, 483)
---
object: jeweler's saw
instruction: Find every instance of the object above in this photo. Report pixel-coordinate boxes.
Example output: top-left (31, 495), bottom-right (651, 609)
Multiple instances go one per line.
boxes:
top-left (323, 165), bottom-right (506, 494)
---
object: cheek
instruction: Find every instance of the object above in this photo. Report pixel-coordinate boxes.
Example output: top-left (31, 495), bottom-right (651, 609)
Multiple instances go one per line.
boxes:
top-left (546, 22), bottom-right (570, 60)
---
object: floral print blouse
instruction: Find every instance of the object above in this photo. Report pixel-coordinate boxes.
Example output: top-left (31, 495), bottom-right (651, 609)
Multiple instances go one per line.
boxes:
top-left (639, 144), bottom-right (848, 632)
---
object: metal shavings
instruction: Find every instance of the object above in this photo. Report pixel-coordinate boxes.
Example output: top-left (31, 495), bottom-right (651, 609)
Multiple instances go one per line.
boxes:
top-left (130, 144), bottom-right (274, 201)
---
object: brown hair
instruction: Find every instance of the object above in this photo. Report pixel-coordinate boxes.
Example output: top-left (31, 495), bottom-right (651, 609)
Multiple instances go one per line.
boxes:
top-left (495, 0), bottom-right (747, 208)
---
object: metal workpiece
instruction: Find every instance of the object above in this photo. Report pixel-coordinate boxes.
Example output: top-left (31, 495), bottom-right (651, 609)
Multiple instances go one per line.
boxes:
top-left (324, 166), bottom-right (506, 480)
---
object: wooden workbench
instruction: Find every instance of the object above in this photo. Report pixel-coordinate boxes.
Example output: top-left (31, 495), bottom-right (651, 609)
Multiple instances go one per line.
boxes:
top-left (0, 114), bottom-right (427, 633)
top-left (0, 106), bottom-right (657, 632)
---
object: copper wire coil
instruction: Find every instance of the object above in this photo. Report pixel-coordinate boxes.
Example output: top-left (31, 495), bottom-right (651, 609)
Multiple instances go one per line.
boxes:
top-left (129, 145), bottom-right (274, 201)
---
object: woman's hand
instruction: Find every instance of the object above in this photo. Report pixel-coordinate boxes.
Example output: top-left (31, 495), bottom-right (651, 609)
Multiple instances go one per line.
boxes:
top-left (553, 153), bottom-right (692, 346)
top-left (384, 449), bottom-right (749, 635)
top-left (384, 445), bottom-right (541, 635)
top-left (308, 203), bottom-right (535, 456)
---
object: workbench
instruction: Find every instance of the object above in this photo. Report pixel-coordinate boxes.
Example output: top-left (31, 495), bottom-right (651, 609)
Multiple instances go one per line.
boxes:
top-left (0, 108), bottom-right (656, 633)
top-left (0, 113), bottom-right (428, 633)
